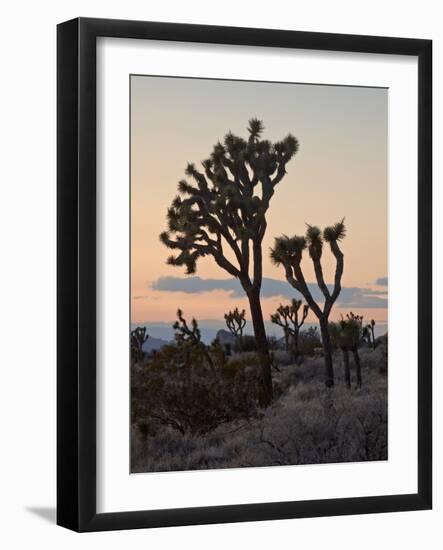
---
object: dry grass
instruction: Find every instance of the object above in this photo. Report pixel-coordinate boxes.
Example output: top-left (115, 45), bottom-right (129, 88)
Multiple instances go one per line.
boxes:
top-left (131, 346), bottom-right (387, 473)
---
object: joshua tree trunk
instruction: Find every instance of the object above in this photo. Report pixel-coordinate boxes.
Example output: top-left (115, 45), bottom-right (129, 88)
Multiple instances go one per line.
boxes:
top-left (293, 329), bottom-right (300, 360)
top-left (342, 348), bottom-right (351, 389)
top-left (370, 325), bottom-right (376, 350)
top-left (319, 317), bottom-right (334, 387)
top-left (290, 331), bottom-right (300, 362)
top-left (238, 333), bottom-right (243, 351)
top-left (248, 288), bottom-right (273, 406)
top-left (284, 330), bottom-right (290, 353)
top-left (352, 348), bottom-right (362, 388)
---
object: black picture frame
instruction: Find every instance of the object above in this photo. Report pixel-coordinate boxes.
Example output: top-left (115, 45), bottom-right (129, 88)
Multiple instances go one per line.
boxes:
top-left (57, 17), bottom-right (432, 532)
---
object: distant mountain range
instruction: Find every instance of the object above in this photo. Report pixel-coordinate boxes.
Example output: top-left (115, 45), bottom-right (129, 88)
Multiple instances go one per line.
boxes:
top-left (133, 320), bottom-right (388, 346)
top-left (142, 336), bottom-right (171, 353)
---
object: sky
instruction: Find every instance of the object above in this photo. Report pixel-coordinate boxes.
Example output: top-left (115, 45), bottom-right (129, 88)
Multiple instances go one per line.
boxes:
top-left (131, 75), bottom-right (388, 331)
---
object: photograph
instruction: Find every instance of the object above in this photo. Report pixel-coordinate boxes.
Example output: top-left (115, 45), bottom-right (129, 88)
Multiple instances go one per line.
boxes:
top-left (130, 75), bottom-right (389, 473)
top-left (0, 1), bottom-right (436, 543)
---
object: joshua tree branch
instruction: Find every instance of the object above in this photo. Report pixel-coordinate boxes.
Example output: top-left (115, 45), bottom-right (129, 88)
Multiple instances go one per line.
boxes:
top-left (252, 238), bottom-right (263, 290)
top-left (327, 240), bottom-right (344, 313)
top-left (312, 257), bottom-right (331, 301)
top-left (300, 304), bottom-right (309, 327)
top-left (212, 249), bottom-right (242, 278)
top-left (271, 160), bottom-right (289, 187)
top-left (289, 262), bottom-right (323, 318)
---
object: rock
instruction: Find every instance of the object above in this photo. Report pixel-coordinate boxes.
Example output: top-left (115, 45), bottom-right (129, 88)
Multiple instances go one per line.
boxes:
top-left (215, 329), bottom-right (236, 345)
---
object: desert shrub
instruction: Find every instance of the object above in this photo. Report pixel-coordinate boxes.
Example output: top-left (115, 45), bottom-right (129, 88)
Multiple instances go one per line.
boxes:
top-left (224, 342), bottom-right (232, 356)
top-left (131, 362), bottom-right (388, 472)
top-left (131, 339), bottom-right (388, 473)
top-left (267, 335), bottom-right (279, 350)
top-left (234, 334), bottom-right (257, 352)
top-left (356, 335), bottom-right (388, 375)
top-left (232, 334), bottom-right (279, 353)
top-left (270, 349), bottom-right (294, 367)
top-left (132, 340), bottom-right (261, 437)
top-left (377, 334), bottom-right (388, 375)
top-left (298, 326), bottom-right (322, 356)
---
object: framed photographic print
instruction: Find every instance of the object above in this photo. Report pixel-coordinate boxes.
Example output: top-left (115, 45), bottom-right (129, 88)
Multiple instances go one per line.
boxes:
top-left (57, 17), bottom-right (432, 532)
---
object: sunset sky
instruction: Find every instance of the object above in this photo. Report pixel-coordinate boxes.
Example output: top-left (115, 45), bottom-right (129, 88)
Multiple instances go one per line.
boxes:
top-left (131, 75), bottom-right (388, 333)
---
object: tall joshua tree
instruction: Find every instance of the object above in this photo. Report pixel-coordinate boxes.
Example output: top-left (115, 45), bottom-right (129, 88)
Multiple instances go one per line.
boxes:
top-left (270, 299), bottom-right (309, 359)
top-left (160, 119), bottom-right (299, 405)
top-left (270, 220), bottom-right (346, 387)
top-left (224, 307), bottom-right (246, 350)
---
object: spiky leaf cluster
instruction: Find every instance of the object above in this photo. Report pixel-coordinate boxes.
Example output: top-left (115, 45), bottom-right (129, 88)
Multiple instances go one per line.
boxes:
top-left (270, 220), bottom-right (345, 269)
top-left (269, 235), bottom-right (306, 267)
top-left (323, 218), bottom-right (346, 243)
top-left (306, 224), bottom-right (323, 261)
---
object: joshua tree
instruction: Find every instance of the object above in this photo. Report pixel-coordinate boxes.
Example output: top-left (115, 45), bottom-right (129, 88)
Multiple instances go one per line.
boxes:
top-left (130, 326), bottom-right (149, 363)
top-left (172, 309), bottom-right (214, 372)
top-left (345, 312), bottom-right (364, 388)
top-left (160, 119), bottom-right (299, 405)
top-left (270, 220), bottom-right (346, 387)
top-left (270, 304), bottom-right (292, 352)
top-left (329, 319), bottom-right (351, 389)
top-left (289, 299), bottom-right (309, 359)
top-left (330, 313), bottom-right (364, 389)
top-left (367, 319), bottom-right (376, 349)
top-left (224, 307), bottom-right (246, 350)
top-left (270, 299), bottom-right (309, 359)
top-left (173, 308), bottom-right (201, 346)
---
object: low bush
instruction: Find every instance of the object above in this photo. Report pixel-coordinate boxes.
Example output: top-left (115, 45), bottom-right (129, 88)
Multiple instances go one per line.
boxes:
top-left (131, 349), bottom-right (388, 472)
top-left (298, 326), bottom-right (322, 356)
top-left (233, 334), bottom-right (256, 352)
top-left (131, 340), bottom-right (262, 437)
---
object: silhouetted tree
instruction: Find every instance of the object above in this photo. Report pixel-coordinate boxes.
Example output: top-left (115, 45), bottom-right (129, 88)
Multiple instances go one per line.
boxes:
top-left (270, 304), bottom-right (291, 352)
top-left (224, 307), bottom-right (246, 350)
top-left (330, 313), bottom-right (364, 388)
top-left (270, 299), bottom-right (309, 360)
top-left (131, 326), bottom-right (149, 363)
top-left (173, 308), bottom-right (201, 346)
top-left (172, 309), bottom-right (216, 372)
top-left (270, 220), bottom-right (346, 387)
top-left (362, 324), bottom-right (371, 345)
top-left (368, 319), bottom-right (376, 349)
top-left (329, 320), bottom-right (351, 389)
top-left (345, 312), bottom-right (364, 388)
top-left (160, 119), bottom-right (300, 405)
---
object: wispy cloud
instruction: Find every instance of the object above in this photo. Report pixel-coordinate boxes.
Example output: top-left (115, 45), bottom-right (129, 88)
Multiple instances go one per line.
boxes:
top-left (151, 276), bottom-right (387, 308)
top-left (375, 276), bottom-right (388, 286)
